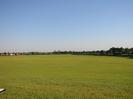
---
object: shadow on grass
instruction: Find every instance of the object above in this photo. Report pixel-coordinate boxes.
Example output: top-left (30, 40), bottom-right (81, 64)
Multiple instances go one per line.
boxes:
top-left (128, 56), bottom-right (133, 59)
top-left (119, 55), bottom-right (133, 59)
top-left (89, 55), bottom-right (133, 59)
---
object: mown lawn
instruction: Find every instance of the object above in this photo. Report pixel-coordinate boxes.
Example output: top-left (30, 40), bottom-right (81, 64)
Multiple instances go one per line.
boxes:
top-left (0, 55), bottom-right (133, 99)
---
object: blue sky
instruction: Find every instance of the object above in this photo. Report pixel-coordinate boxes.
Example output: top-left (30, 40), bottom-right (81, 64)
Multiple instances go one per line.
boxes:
top-left (0, 0), bottom-right (133, 52)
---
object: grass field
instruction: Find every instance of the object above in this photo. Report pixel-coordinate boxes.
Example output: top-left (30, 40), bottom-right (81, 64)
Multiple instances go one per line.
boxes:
top-left (0, 55), bottom-right (133, 99)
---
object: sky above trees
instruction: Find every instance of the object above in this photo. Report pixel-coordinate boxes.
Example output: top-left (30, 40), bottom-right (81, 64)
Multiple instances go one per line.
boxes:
top-left (0, 0), bottom-right (133, 52)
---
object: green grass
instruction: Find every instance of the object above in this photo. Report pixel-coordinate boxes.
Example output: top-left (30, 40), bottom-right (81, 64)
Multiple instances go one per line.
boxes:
top-left (0, 55), bottom-right (133, 99)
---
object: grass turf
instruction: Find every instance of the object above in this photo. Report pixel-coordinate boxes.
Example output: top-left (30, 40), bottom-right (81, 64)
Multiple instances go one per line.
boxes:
top-left (0, 55), bottom-right (133, 99)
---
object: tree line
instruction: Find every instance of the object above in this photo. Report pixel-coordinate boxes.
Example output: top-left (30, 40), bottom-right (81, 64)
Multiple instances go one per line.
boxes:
top-left (0, 47), bottom-right (133, 57)
top-left (52, 47), bottom-right (133, 57)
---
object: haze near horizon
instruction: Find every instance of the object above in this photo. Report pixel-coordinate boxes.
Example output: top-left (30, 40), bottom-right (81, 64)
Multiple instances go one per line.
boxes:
top-left (0, 0), bottom-right (133, 52)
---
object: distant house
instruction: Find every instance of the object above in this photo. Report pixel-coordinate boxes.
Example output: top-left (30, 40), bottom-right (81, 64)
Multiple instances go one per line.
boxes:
top-left (10, 53), bottom-right (14, 56)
